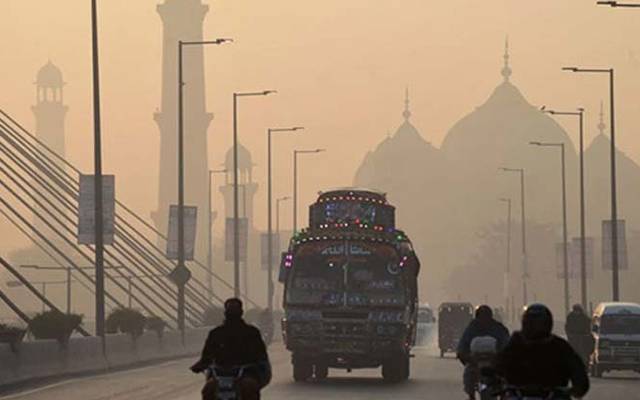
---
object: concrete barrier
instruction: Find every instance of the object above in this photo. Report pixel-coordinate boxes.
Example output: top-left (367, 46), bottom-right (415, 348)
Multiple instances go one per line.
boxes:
top-left (0, 327), bottom-right (213, 390)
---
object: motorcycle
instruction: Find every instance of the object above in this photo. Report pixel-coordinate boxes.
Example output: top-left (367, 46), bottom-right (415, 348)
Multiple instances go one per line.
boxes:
top-left (469, 336), bottom-right (499, 400)
top-left (204, 364), bottom-right (252, 400)
top-left (499, 385), bottom-right (572, 400)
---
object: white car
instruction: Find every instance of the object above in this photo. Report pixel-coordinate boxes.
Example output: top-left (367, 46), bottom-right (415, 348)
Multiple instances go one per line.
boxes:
top-left (591, 302), bottom-right (640, 378)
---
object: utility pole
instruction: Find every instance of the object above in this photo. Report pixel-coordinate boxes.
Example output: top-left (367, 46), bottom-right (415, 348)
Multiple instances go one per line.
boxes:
top-left (500, 167), bottom-right (528, 306)
top-left (267, 127), bottom-right (302, 311)
top-left (563, 66), bottom-right (619, 301)
top-left (542, 107), bottom-right (588, 308)
top-left (232, 90), bottom-right (276, 297)
top-left (530, 141), bottom-right (569, 314)
top-left (90, 0), bottom-right (105, 343)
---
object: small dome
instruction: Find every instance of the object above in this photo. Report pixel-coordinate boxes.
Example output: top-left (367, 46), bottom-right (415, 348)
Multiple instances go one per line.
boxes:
top-left (224, 142), bottom-right (253, 171)
top-left (36, 61), bottom-right (64, 87)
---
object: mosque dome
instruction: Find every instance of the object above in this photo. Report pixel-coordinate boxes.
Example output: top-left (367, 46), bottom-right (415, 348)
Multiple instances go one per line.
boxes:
top-left (224, 142), bottom-right (253, 172)
top-left (440, 40), bottom-right (578, 227)
top-left (36, 61), bottom-right (64, 88)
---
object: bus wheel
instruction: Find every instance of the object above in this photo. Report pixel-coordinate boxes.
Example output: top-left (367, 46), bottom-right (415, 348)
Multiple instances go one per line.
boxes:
top-left (293, 356), bottom-right (313, 382)
top-left (314, 363), bottom-right (329, 381)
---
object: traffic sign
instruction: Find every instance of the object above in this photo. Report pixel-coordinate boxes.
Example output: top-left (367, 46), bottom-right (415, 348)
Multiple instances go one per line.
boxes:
top-left (168, 265), bottom-right (192, 286)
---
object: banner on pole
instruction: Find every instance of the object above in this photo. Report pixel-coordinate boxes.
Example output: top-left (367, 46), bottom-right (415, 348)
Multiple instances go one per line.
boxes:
top-left (569, 237), bottom-right (594, 279)
top-left (166, 205), bottom-right (198, 260)
top-left (260, 233), bottom-right (281, 271)
top-left (78, 174), bottom-right (115, 245)
top-left (602, 220), bottom-right (628, 270)
top-left (225, 218), bottom-right (248, 262)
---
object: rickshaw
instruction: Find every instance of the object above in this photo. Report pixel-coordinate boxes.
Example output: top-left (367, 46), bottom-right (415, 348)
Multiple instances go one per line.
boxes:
top-left (438, 302), bottom-right (474, 358)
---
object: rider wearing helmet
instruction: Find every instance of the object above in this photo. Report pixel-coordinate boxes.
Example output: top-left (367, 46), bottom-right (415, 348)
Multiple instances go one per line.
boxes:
top-left (496, 304), bottom-right (589, 398)
top-left (191, 298), bottom-right (271, 400)
top-left (457, 305), bottom-right (510, 400)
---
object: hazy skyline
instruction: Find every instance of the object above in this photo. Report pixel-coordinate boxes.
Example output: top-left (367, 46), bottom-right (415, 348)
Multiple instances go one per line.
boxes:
top-left (2, 0), bottom-right (639, 254)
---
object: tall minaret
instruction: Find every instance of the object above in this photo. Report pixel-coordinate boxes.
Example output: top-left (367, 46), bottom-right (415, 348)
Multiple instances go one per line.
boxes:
top-left (32, 61), bottom-right (67, 159)
top-left (32, 61), bottom-right (68, 228)
top-left (152, 0), bottom-right (213, 260)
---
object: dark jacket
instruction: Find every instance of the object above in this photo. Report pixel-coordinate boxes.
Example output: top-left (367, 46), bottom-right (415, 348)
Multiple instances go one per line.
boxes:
top-left (457, 318), bottom-right (510, 363)
top-left (496, 332), bottom-right (589, 398)
top-left (565, 310), bottom-right (591, 337)
top-left (191, 318), bottom-right (268, 372)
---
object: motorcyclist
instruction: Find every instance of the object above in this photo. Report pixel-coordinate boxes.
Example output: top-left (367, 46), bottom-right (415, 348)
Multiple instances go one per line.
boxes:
top-left (191, 298), bottom-right (271, 400)
top-left (565, 304), bottom-right (594, 364)
top-left (496, 303), bottom-right (589, 399)
top-left (457, 305), bottom-right (510, 400)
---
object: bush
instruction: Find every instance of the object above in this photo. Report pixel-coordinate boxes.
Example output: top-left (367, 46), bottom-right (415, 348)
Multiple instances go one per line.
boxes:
top-left (106, 308), bottom-right (147, 338)
top-left (145, 316), bottom-right (166, 337)
top-left (0, 323), bottom-right (26, 344)
top-left (202, 306), bottom-right (224, 327)
top-left (29, 311), bottom-right (82, 343)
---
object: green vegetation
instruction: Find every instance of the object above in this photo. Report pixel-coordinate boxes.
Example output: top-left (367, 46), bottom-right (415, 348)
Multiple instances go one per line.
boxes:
top-left (28, 311), bottom-right (82, 343)
top-left (106, 308), bottom-right (147, 338)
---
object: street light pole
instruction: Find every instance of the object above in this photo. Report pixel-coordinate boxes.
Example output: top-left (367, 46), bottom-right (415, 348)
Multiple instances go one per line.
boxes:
top-left (563, 66), bottom-right (619, 301)
top-left (208, 169), bottom-right (226, 303)
top-left (597, 1), bottom-right (640, 7)
top-left (499, 198), bottom-right (512, 319)
top-left (542, 107), bottom-right (588, 309)
top-left (499, 167), bottom-right (529, 306)
top-left (530, 141), bottom-right (569, 314)
top-left (267, 127), bottom-right (303, 311)
top-left (293, 149), bottom-right (325, 234)
top-left (177, 38), bottom-right (231, 331)
top-left (233, 91), bottom-right (276, 297)
top-left (276, 196), bottom-right (291, 238)
top-left (90, 0), bottom-right (105, 343)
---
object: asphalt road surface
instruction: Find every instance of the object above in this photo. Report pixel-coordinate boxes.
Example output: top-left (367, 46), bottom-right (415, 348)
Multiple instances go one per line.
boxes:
top-left (1, 333), bottom-right (638, 400)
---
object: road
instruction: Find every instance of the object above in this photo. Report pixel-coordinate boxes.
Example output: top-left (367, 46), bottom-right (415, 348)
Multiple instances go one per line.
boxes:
top-left (0, 333), bottom-right (638, 400)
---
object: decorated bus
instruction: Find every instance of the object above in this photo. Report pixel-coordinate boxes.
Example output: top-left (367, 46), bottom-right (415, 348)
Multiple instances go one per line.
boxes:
top-left (279, 188), bottom-right (420, 382)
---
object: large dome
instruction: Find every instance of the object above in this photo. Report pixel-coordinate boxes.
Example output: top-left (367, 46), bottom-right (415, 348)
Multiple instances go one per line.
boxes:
top-left (36, 61), bottom-right (64, 88)
top-left (440, 44), bottom-right (578, 228)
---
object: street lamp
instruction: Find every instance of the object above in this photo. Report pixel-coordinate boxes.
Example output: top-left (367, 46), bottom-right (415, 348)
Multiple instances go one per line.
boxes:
top-left (233, 91), bottom-right (277, 297)
top-left (208, 169), bottom-right (227, 303)
top-left (541, 106), bottom-right (588, 309)
top-left (530, 141), bottom-right (569, 315)
top-left (267, 127), bottom-right (303, 311)
top-left (20, 264), bottom-right (126, 314)
top-left (597, 1), bottom-right (640, 7)
top-left (563, 66), bottom-right (620, 301)
top-left (90, 0), bottom-right (106, 342)
top-left (499, 167), bottom-right (529, 306)
top-left (293, 149), bottom-right (325, 234)
top-left (176, 38), bottom-right (232, 331)
top-left (499, 198), bottom-right (512, 322)
top-left (7, 279), bottom-right (69, 313)
top-left (276, 196), bottom-right (291, 237)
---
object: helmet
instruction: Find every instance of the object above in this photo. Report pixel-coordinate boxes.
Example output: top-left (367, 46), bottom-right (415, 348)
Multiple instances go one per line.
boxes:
top-left (521, 303), bottom-right (553, 340)
top-left (224, 298), bottom-right (244, 319)
top-left (475, 304), bottom-right (493, 322)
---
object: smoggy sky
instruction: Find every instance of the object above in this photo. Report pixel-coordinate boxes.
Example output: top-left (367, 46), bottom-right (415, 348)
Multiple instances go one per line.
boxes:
top-left (2, 0), bottom-right (639, 252)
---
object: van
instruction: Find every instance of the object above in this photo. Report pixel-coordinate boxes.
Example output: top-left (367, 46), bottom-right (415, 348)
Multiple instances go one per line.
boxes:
top-left (591, 302), bottom-right (640, 377)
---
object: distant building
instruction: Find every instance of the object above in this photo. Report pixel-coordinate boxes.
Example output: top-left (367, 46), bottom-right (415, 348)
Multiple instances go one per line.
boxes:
top-left (152, 0), bottom-right (213, 262)
top-left (440, 40), bottom-right (578, 230)
top-left (219, 143), bottom-right (259, 297)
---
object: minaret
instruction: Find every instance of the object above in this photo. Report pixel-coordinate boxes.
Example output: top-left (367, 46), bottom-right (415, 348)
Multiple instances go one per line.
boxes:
top-left (32, 61), bottom-right (67, 160)
top-left (219, 143), bottom-right (259, 227)
top-left (501, 37), bottom-right (512, 82)
top-left (152, 0), bottom-right (213, 260)
top-left (598, 100), bottom-right (606, 136)
top-left (32, 61), bottom-right (68, 228)
top-left (219, 143), bottom-right (259, 295)
top-left (403, 87), bottom-right (411, 121)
